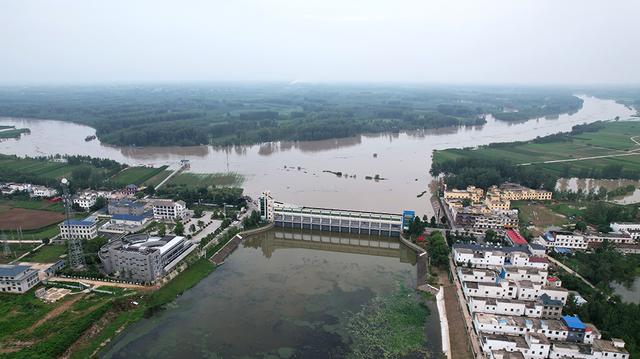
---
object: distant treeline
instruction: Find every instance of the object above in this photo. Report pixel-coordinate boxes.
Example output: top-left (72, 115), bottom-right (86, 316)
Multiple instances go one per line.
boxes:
top-left (0, 85), bottom-right (583, 146)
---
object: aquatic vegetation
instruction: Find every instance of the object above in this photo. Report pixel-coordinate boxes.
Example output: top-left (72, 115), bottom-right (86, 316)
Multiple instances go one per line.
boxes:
top-left (345, 286), bottom-right (429, 358)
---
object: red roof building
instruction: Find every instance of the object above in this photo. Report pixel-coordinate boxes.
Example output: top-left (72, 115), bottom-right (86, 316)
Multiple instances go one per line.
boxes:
top-left (505, 229), bottom-right (528, 246)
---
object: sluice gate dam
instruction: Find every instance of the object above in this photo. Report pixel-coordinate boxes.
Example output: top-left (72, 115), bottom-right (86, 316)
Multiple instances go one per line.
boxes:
top-left (259, 191), bottom-right (415, 237)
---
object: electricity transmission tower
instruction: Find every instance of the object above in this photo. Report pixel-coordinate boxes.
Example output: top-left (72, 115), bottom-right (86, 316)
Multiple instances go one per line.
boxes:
top-left (61, 178), bottom-right (85, 269)
top-left (1, 232), bottom-right (11, 258)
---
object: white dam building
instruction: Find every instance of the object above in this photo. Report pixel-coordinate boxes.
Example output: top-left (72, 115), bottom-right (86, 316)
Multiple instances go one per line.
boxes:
top-left (259, 191), bottom-right (414, 237)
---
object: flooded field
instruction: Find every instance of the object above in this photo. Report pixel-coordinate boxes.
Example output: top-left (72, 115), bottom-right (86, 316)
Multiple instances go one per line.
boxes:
top-left (0, 96), bottom-right (635, 217)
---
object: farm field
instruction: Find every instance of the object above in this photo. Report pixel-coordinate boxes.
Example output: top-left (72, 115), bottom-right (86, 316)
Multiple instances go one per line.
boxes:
top-left (0, 154), bottom-right (110, 185)
top-left (0, 198), bottom-right (64, 211)
top-left (433, 120), bottom-right (640, 177)
top-left (110, 165), bottom-right (168, 187)
top-left (0, 207), bottom-right (64, 230)
top-left (167, 172), bottom-right (244, 188)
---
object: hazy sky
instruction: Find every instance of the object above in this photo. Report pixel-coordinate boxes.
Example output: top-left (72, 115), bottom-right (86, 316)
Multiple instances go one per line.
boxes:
top-left (1, 0), bottom-right (639, 85)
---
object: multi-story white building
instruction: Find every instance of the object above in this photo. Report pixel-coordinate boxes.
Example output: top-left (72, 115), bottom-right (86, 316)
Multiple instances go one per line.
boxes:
top-left (500, 266), bottom-right (548, 286)
top-left (59, 219), bottom-right (98, 240)
top-left (453, 244), bottom-right (548, 270)
top-left (99, 234), bottom-right (196, 283)
top-left (584, 232), bottom-right (634, 245)
top-left (610, 222), bottom-right (640, 234)
top-left (515, 281), bottom-right (569, 304)
top-left (481, 333), bottom-right (551, 359)
top-left (463, 280), bottom-right (518, 300)
top-left (0, 264), bottom-right (40, 294)
top-left (152, 199), bottom-right (187, 220)
top-left (469, 297), bottom-right (545, 318)
top-left (542, 231), bottom-right (587, 250)
top-left (73, 192), bottom-right (98, 210)
top-left (474, 313), bottom-right (601, 345)
top-left (549, 338), bottom-right (629, 359)
top-left (30, 185), bottom-right (58, 198)
top-left (458, 267), bottom-right (498, 283)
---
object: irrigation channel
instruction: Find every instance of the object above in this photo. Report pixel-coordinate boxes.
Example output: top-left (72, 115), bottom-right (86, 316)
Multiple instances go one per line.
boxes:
top-left (99, 228), bottom-right (441, 358)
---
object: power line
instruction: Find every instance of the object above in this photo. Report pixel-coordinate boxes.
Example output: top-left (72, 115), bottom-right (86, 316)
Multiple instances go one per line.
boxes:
top-left (61, 178), bottom-right (85, 269)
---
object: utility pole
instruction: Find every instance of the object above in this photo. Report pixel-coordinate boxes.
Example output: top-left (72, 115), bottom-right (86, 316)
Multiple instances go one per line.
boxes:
top-left (61, 178), bottom-right (85, 269)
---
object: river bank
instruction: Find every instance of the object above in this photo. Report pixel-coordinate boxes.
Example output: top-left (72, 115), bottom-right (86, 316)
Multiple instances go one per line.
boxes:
top-left (0, 96), bottom-right (634, 217)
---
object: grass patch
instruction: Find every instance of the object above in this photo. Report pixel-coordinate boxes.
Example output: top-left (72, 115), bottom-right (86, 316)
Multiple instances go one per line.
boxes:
top-left (0, 127), bottom-right (30, 139)
top-left (546, 202), bottom-right (585, 219)
top-left (0, 288), bottom-right (58, 342)
top-left (0, 243), bottom-right (39, 264)
top-left (168, 172), bottom-right (244, 188)
top-left (110, 166), bottom-right (168, 187)
top-left (146, 258), bottom-right (215, 311)
top-left (142, 170), bottom-right (172, 187)
top-left (20, 244), bottom-right (67, 263)
top-left (513, 201), bottom-right (567, 230)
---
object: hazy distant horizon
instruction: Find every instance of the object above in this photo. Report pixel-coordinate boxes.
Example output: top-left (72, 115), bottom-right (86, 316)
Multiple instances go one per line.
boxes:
top-left (2, 0), bottom-right (639, 85)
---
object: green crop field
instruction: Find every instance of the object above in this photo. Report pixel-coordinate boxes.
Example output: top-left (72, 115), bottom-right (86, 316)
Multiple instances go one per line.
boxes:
top-left (433, 120), bottom-right (640, 178)
top-left (0, 154), bottom-right (112, 184)
top-left (0, 198), bottom-right (64, 212)
top-left (110, 165), bottom-right (168, 186)
top-left (168, 172), bottom-right (244, 188)
top-left (142, 170), bottom-right (173, 187)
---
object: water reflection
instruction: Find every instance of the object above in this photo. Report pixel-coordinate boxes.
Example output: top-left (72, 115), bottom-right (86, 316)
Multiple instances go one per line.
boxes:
top-left (99, 228), bottom-right (438, 359)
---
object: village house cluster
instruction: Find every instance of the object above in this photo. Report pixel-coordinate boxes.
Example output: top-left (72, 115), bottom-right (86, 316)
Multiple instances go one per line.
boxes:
top-left (0, 182), bottom-right (58, 198)
top-left (443, 183), bottom-right (552, 236)
top-left (452, 242), bottom-right (630, 359)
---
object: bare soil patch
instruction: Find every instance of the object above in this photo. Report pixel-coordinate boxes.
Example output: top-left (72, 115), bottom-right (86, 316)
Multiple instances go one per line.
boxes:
top-left (0, 208), bottom-right (63, 230)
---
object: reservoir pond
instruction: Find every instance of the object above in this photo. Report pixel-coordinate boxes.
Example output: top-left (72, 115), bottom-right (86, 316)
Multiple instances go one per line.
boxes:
top-left (99, 229), bottom-right (440, 358)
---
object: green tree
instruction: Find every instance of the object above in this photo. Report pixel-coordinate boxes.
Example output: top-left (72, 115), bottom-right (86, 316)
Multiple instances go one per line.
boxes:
top-left (194, 208), bottom-right (204, 218)
top-left (174, 220), bottom-right (184, 236)
top-left (426, 231), bottom-right (450, 269)
top-left (484, 229), bottom-right (498, 243)
top-left (90, 196), bottom-right (107, 211)
top-left (158, 222), bottom-right (166, 236)
top-left (429, 216), bottom-right (437, 227)
top-left (406, 217), bottom-right (426, 238)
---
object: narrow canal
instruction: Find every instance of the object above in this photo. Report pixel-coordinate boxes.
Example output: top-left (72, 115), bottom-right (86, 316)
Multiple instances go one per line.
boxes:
top-left (100, 228), bottom-right (441, 358)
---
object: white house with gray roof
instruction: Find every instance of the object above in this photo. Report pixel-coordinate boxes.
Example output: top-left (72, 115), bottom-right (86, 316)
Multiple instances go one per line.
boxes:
top-left (0, 264), bottom-right (40, 294)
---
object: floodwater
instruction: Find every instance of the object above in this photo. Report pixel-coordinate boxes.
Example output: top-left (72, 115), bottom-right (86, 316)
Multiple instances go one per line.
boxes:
top-left (99, 229), bottom-right (441, 358)
top-left (556, 178), bottom-right (640, 204)
top-left (612, 278), bottom-right (640, 304)
top-left (0, 96), bottom-right (635, 216)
